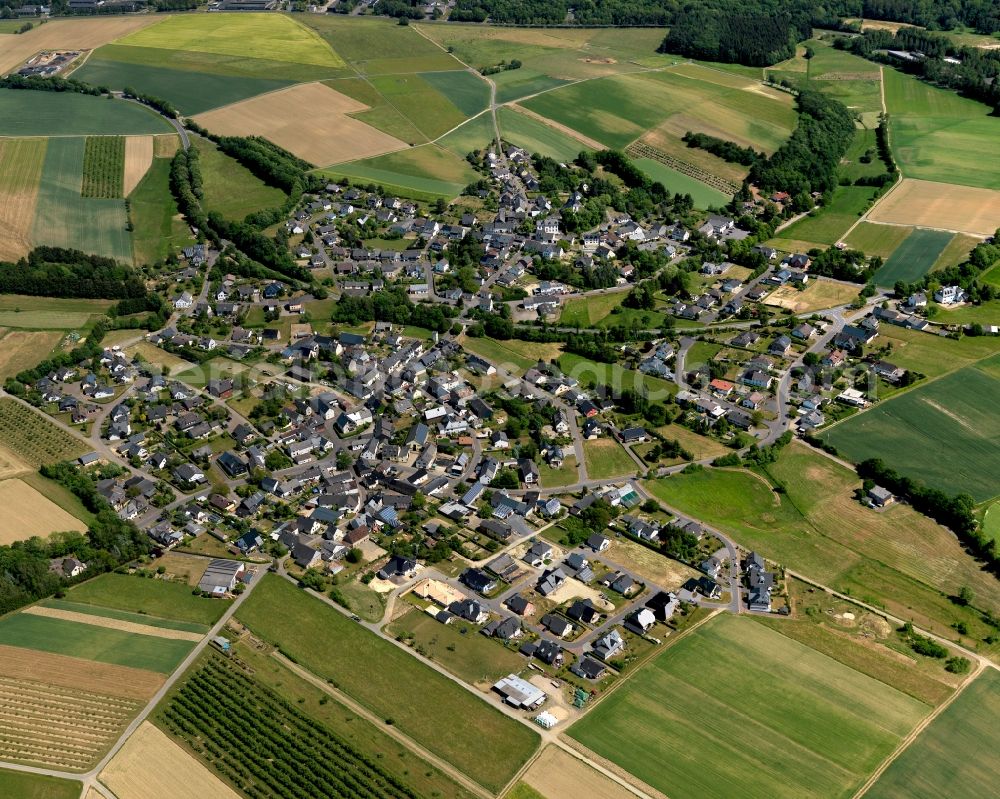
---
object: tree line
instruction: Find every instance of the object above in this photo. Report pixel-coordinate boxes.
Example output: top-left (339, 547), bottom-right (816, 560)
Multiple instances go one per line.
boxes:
top-left (0, 247), bottom-right (147, 299)
top-left (683, 132), bottom-right (762, 166)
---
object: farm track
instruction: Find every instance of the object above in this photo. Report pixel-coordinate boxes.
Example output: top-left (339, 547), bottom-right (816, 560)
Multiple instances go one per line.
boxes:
top-left (625, 141), bottom-right (741, 194)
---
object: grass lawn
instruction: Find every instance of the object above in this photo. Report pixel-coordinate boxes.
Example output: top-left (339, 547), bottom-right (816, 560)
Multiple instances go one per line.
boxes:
top-left (569, 614), bottom-right (928, 799)
top-left (843, 221), bottom-right (912, 259)
top-left (0, 612), bottom-right (193, 673)
top-left (874, 229), bottom-right (954, 286)
top-left (558, 352), bottom-right (675, 401)
top-left (632, 157), bottom-right (731, 209)
top-left (67, 572), bottom-right (228, 626)
top-left (772, 185), bottom-right (879, 249)
top-left (539, 457), bottom-right (578, 488)
top-left (129, 156), bottom-right (194, 266)
top-left (821, 355), bottom-right (1000, 502)
top-left (558, 292), bottom-right (624, 327)
top-left (202, 644), bottom-right (479, 799)
top-left (0, 768), bottom-right (80, 799)
top-left (0, 295), bottom-right (112, 329)
top-left (385, 606), bottom-right (525, 686)
top-left (864, 669), bottom-right (1000, 799)
top-left (195, 138), bottom-right (287, 222)
top-left (982, 501), bottom-right (1000, 544)
top-left (115, 12), bottom-right (344, 68)
top-left (459, 335), bottom-right (562, 375)
top-left (498, 106), bottom-right (590, 163)
top-left (235, 575), bottom-right (539, 793)
top-left (646, 443), bottom-right (1000, 646)
top-left (334, 580), bottom-right (385, 623)
top-left (0, 90), bottom-right (170, 136)
top-left (582, 438), bottom-right (636, 480)
top-left (127, 341), bottom-right (195, 373)
top-left (31, 136), bottom-right (133, 264)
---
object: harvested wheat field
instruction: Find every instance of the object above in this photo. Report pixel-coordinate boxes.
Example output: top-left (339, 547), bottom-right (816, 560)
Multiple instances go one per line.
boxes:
top-left (122, 135), bottom-right (154, 195)
top-left (152, 133), bottom-right (180, 158)
top-left (522, 746), bottom-right (637, 799)
top-left (23, 606), bottom-right (203, 642)
top-left (868, 178), bottom-right (1000, 236)
top-left (0, 330), bottom-right (62, 382)
top-left (101, 722), bottom-right (242, 799)
top-left (192, 82), bottom-right (407, 167)
top-left (0, 443), bottom-right (31, 480)
top-left (0, 478), bottom-right (86, 543)
top-left (0, 17), bottom-right (157, 74)
top-left (0, 671), bottom-right (142, 771)
top-left (0, 138), bottom-right (46, 260)
top-left (0, 644), bottom-right (163, 700)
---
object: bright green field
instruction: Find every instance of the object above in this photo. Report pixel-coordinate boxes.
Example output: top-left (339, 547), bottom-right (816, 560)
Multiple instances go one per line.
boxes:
top-left (558, 291), bottom-right (624, 326)
top-left (821, 355), bottom-right (1000, 502)
top-left (321, 143), bottom-right (479, 201)
top-left (114, 13), bottom-right (344, 68)
top-left (0, 90), bottom-right (170, 136)
top-left (422, 70), bottom-right (490, 117)
top-left (0, 295), bottom-right (112, 329)
top-left (983, 502), bottom-right (1000, 544)
top-left (323, 77), bottom-right (427, 144)
top-left (67, 572), bottom-right (227, 626)
top-left (39, 598), bottom-right (209, 634)
top-left (582, 438), bottom-right (637, 480)
top-left (874, 228), bottom-right (954, 286)
top-left (31, 137), bottom-right (133, 263)
top-left (130, 156), bottom-right (195, 266)
top-left (772, 185), bottom-right (878, 249)
top-left (843, 221), bottom-right (911, 259)
top-left (498, 106), bottom-right (587, 162)
top-left (632, 157), bottom-right (731, 209)
top-left (75, 51), bottom-right (296, 116)
top-left (368, 73), bottom-right (471, 139)
top-left (236, 575), bottom-right (539, 794)
top-left (437, 112), bottom-right (496, 158)
top-left (570, 614), bottom-right (928, 799)
top-left (865, 669), bottom-right (1000, 799)
top-left (884, 68), bottom-right (1000, 189)
top-left (0, 612), bottom-right (193, 673)
top-left (195, 139), bottom-right (287, 221)
top-left (0, 769), bottom-right (80, 799)
top-left (559, 351), bottom-right (676, 400)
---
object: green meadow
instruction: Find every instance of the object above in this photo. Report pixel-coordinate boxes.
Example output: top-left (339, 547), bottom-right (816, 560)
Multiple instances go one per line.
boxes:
top-left (874, 228), bottom-right (954, 285)
top-left (0, 90), bottom-right (170, 136)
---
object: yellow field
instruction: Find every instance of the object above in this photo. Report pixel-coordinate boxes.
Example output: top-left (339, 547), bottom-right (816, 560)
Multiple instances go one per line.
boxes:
top-left (152, 551), bottom-right (209, 587)
top-left (126, 341), bottom-right (195, 372)
top-left (0, 644), bottom-right (163, 700)
top-left (764, 279), bottom-right (860, 312)
top-left (0, 442), bottom-right (31, 480)
top-left (868, 178), bottom-right (1000, 236)
top-left (122, 135), bottom-right (154, 196)
top-left (193, 82), bottom-right (406, 167)
top-left (22, 606), bottom-right (203, 642)
top-left (0, 330), bottom-right (61, 381)
top-left (152, 133), bottom-right (180, 158)
top-left (0, 16), bottom-right (157, 74)
top-left (0, 672), bottom-right (142, 771)
top-left (605, 538), bottom-right (701, 590)
top-left (0, 138), bottom-right (47, 260)
top-left (0, 478), bottom-right (86, 543)
top-left (522, 746), bottom-right (638, 799)
top-left (100, 722), bottom-right (242, 799)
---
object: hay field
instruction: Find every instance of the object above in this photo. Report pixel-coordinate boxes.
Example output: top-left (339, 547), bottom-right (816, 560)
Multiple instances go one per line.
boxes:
top-left (0, 643), bottom-right (163, 700)
top-left (102, 722), bottom-right (242, 799)
top-left (0, 16), bottom-right (156, 74)
top-left (0, 295), bottom-right (112, 328)
top-left (522, 746), bottom-right (636, 799)
top-left (867, 178), bottom-right (1000, 236)
top-left (0, 138), bottom-right (46, 260)
top-left (583, 439), bottom-right (637, 480)
top-left (843, 221), bottom-right (912, 258)
top-left (122, 135), bottom-right (153, 195)
top-left (762, 279), bottom-right (860, 312)
top-left (113, 13), bottom-right (344, 68)
top-left (0, 330), bottom-right (61, 381)
top-left (569, 614), bottom-right (928, 799)
top-left (0, 670), bottom-right (142, 771)
top-left (23, 606), bottom-right (203, 642)
top-left (0, 478), bottom-right (87, 543)
top-left (193, 82), bottom-right (405, 167)
top-left (865, 669), bottom-right (1000, 799)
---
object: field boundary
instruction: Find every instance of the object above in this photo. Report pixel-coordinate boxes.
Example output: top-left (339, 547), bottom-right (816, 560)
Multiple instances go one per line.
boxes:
top-left (852, 658), bottom-right (985, 798)
top-left (22, 606), bottom-right (203, 643)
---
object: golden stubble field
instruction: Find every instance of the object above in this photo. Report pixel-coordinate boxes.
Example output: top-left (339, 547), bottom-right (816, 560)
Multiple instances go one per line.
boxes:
top-left (868, 178), bottom-right (1000, 236)
top-left (192, 81), bottom-right (408, 167)
top-left (0, 138), bottom-right (47, 260)
top-left (0, 477), bottom-right (87, 543)
top-left (100, 722), bottom-right (242, 799)
top-left (122, 135), bottom-right (154, 196)
top-left (0, 16), bottom-right (158, 74)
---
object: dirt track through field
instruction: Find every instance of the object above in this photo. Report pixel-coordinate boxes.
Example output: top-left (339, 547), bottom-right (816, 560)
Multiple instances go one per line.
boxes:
top-left (192, 81), bottom-right (408, 167)
top-left (0, 138), bottom-right (46, 260)
top-left (100, 722), bottom-right (242, 799)
top-left (123, 135), bottom-right (154, 196)
top-left (23, 606), bottom-right (204, 642)
top-left (0, 17), bottom-right (158, 75)
top-left (868, 178), bottom-right (1000, 236)
top-left (507, 103), bottom-right (607, 150)
top-left (0, 644), bottom-right (163, 699)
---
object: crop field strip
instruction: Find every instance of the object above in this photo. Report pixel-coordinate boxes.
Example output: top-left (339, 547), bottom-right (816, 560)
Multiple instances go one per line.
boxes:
top-left (0, 16), bottom-right (158, 74)
top-left (40, 597), bottom-right (209, 634)
top-left (81, 135), bottom-right (125, 198)
top-left (23, 606), bottom-right (204, 642)
top-left (866, 178), bottom-right (1000, 237)
top-left (0, 674), bottom-right (140, 771)
top-left (0, 477), bottom-right (87, 544)
top-left (122, 135), bottom-right (153, 195)
top-left (874, 228), bottom-right (954, 285)
top-left (0, 90), bottom-right (170, 137)
top-left (569, 614), bottom-right (929, 799)
top-left (0, 397), bottom-right (87, 466)
top-left (0, 137), bottom-right (46, 260)
top-left (626, 141), bottom-right (740, 194)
